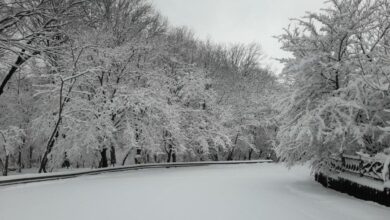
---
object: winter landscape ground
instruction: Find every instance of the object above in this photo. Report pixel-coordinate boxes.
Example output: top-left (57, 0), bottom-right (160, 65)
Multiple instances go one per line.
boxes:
top-left (1, 163), bottom-right (389, 220)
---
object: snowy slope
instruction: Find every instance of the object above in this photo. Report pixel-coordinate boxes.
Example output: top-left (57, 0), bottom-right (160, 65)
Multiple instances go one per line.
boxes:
top-left (0, 163), bottom-right (389, 220)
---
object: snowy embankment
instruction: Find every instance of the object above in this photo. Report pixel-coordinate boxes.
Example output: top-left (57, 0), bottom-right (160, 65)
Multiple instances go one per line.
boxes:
top-left (1, 163), bottom-right (390, 220)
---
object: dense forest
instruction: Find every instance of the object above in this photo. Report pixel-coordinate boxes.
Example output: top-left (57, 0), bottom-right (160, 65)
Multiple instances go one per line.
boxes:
top-left (0, 0), bottom-right (389, 175)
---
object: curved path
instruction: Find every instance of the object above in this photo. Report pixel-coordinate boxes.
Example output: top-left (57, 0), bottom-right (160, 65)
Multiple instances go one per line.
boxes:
top-left (1, 163), bottom-right (389, 220)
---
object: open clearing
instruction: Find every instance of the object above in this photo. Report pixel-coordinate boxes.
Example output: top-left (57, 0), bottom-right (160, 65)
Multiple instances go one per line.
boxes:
top-left (1, 163), bottom-right (389, 220)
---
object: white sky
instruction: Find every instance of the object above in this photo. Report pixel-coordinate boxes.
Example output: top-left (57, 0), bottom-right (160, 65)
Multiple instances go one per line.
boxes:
top-left (150, 0), bottom-right (326, 73)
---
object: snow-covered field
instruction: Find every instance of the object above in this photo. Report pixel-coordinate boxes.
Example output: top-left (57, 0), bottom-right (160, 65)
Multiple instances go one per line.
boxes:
top-left (1, 163), bottom-right (389, 220)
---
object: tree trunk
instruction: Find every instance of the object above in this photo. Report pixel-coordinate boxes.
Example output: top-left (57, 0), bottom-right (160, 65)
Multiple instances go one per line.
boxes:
top-left (211, 153), bottom-right (219, 161)
top-left (3, 155), bottom-right (9, 176)
top-left (39, 130), bottom-right (59, 173)
top-left (146, 153), bottom-right (150, 163)
top-left (38, 59), bottom-right (80, 172)
top-left (110, 146), bottom-right (116, 167)
top-left (99, 148), bottom-right (108, 168)
top-left (122, 151), bottom-right (130, 166)
top-left (39, 156), bottom-right (48, 173)
top-left (248, 149), bottom-right (253, 160)
top-left (39, 79), bottom-right (66, 173)
top-left (0, 53), bottom-right (28, 97)
top-left (18, 149), bottom-right (22, 173)
top-left (167, 148), bottom-right (172, 163)
top-left (172, 153), bottom-right (176, 163)
top-left (227, 133), bottom-right (239, 161)
top-left (29, 146), bottom-right (33, 168)
top-left (227, 148), bottom-right (235, 161)
top-left (0, 158), bottom-right (3, 172)
top-left (0, 42), bottom-right (40, 97)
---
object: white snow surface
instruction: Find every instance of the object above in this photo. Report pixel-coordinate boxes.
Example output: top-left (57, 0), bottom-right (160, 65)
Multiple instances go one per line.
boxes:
top-left (1, 163), bottom-right (389, 220)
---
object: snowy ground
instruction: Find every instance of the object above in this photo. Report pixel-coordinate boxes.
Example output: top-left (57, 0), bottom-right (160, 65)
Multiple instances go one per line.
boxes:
top-left (1, 164), bottom-right (389, 220)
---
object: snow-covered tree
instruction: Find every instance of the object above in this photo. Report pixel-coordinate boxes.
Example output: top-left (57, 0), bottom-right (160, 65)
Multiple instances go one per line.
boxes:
top-left (0, 0), bottom-right (276, 173)
top-left (0, 126), bottom-right (25, 176)
top-left (276, 0), bottom-right (390, 170)
top-left (0, 0), bottom-right (87, 97)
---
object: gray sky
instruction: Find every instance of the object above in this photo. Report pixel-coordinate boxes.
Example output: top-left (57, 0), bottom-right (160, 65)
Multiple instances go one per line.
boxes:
top-left (150, 0), bottom-right (325, 73)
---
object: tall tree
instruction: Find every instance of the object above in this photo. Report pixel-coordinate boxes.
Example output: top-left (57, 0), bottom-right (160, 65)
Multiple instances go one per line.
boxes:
top-left (276, 0), bottom-right (390, 170)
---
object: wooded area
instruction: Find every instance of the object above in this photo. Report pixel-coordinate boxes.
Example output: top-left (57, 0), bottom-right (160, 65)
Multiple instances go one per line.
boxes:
top-left (0, 0), bottom-right (277, 175)
top-left (1, 0), bottom-right (390, 175)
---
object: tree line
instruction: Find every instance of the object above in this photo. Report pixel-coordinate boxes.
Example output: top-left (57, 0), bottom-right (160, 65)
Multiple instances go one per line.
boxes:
top-left (0, 0), bottom-right (277, 175)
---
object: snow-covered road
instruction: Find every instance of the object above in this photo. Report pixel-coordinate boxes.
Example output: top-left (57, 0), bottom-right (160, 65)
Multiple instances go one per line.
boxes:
top-left (1, 163), bottom-right (389, 220)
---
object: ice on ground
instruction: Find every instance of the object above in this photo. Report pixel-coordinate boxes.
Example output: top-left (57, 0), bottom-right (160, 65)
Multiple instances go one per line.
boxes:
top-left (0, 163), bottom-right (389, 220)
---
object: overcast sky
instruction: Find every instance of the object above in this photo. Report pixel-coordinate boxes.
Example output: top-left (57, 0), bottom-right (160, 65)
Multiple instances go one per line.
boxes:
top-left (150, 0), bottom-right (325, 73)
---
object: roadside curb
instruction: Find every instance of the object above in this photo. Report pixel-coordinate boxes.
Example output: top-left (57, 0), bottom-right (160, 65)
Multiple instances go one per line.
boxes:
top-left (0, 160), bottom-right (273, 187)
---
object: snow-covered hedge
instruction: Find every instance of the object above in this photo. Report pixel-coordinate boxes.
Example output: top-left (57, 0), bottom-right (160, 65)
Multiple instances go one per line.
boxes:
top-left (315, 172), bottom-right (390, 207)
